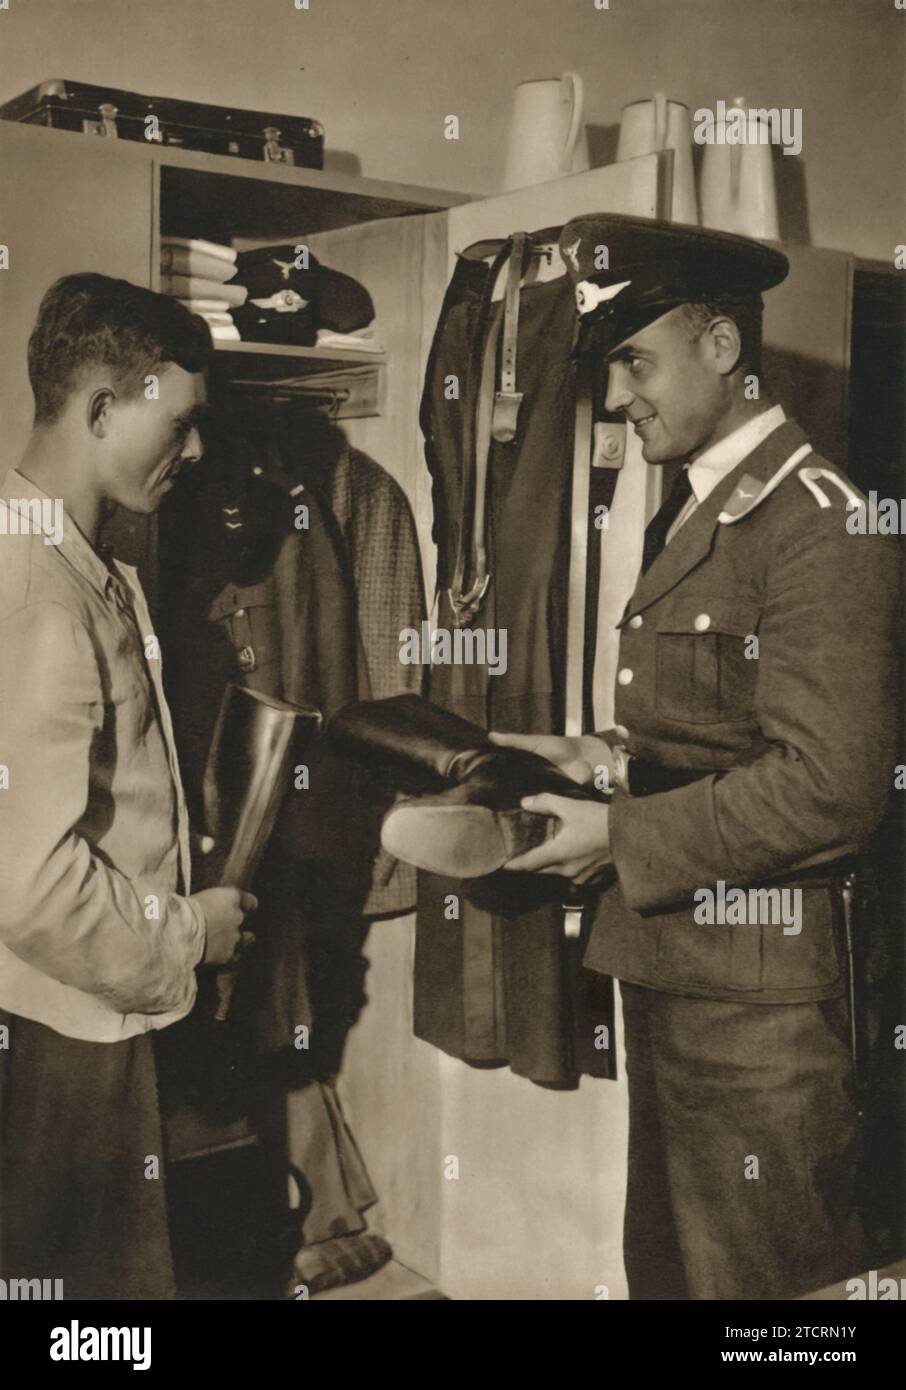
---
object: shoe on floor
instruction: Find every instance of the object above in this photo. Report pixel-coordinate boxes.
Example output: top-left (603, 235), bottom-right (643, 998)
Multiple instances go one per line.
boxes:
top-left (288, 1231), bottom-right (393, 1298)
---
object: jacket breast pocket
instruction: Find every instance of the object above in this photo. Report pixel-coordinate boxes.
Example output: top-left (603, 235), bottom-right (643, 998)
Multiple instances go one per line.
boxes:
top-left (655, 596), bottom-right (760, 725)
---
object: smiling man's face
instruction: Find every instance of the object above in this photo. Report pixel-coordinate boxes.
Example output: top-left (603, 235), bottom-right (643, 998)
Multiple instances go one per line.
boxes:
top-left (603, 306), bottom-right (731, 464)
top-left (100, 362), bottom-right (208, 514)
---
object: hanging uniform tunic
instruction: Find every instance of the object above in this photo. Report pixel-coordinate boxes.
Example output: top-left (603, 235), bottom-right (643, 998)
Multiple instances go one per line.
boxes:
top-left (416, 236), bottom-right (616, 1087)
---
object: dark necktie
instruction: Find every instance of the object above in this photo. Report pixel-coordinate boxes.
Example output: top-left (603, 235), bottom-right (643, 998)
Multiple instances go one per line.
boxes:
top-left (641, 467), bottom-right (695, 573)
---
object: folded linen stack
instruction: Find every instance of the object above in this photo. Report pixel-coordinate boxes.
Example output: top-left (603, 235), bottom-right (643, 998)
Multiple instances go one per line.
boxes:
top-left (159, 237), bottom-right (247, 341)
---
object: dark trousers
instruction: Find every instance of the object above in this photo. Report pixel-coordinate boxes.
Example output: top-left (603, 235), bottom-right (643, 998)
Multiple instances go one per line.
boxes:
top-left (0, 1010), bottom-right (175, 1300)
top-left (620, 982), bottom-right (863, 1300)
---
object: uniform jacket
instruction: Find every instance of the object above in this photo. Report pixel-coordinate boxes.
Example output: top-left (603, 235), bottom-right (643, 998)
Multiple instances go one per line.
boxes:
top-left (586, 417), bottom-right (900, 1003)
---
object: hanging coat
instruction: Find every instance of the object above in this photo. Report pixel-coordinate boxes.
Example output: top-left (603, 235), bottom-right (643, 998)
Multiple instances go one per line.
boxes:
top-left (416, 235), bottom-right (616, 1087)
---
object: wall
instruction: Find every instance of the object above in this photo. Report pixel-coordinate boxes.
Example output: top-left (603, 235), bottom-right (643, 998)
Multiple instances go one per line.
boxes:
top-left (0, 0), bottom-right (902, 262)
top-left (0, 0), bottom-right (898, 1300)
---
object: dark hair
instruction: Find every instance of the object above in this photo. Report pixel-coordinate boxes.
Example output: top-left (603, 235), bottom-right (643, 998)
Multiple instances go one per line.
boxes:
top-left (28, 273), bottom-right (211, 425)
top-left (682, 298), bottom-right (763, 376)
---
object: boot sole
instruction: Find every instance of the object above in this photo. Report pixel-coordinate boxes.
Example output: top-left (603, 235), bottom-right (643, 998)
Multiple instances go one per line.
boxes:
top-left (380, 803), bottom-right (553, 877)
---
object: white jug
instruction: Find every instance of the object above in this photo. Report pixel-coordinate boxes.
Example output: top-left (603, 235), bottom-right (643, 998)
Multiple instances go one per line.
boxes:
top-left (502, 73), bottom-right (590, 191)
top-left (699, 98), bottom-right (780, 240)
top-left (617, 92), bottom-right (698, 224)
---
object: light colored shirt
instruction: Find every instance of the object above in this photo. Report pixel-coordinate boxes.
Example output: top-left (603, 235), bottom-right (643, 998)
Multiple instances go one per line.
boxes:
top-left (0, 467), bottom-right (206, 1042)
top-left (665, 404), bottom-right (787, 544)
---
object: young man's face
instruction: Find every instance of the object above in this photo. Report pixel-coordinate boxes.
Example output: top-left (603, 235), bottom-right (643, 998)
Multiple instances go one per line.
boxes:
top-left (603, 307), bottom-right (729, 464)
top-left (100, 363), bottom-right (208, 514)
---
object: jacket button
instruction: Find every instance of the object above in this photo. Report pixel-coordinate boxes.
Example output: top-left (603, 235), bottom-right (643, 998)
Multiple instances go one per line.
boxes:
top-left (614, 724), bottom-right (629, 740)
top-left (629, 614), bottom-right (643, 629)
top-left (694, 613), bottom-right (711, 632)
top-left (617, 668), bottom-right (633, 686)
top-left (235, 608), bottom-right (245, 618)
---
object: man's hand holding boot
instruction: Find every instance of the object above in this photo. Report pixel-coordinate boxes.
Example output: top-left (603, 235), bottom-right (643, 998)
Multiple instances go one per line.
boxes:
top-left (489, 731), bottom-right (615, 884)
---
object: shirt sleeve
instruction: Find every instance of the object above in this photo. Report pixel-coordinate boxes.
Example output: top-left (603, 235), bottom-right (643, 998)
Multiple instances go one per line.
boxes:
top-left (610, 512), bottom-right (899, 913)
top-left (0, 600), bottom-right (206, 1015)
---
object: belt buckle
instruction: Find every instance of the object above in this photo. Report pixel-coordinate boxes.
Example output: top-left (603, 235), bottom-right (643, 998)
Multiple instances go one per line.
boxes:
top-left (491, 390), bottom-right (524, 443)
top-left (448, 574), bottom-right (491, 626)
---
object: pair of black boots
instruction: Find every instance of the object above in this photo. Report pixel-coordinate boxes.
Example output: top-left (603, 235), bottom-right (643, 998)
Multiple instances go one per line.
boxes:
top-left (328, 694), bottom-right (609, 879)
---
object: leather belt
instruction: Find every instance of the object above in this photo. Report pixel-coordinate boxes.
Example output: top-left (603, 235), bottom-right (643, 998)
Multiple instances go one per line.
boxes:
top-left (615, 752), bottom-right (859, 882)
top-left (612, 750), bottom-right (709, 797)
top-left (448, 299), bottom-right (501, 624)
top-left (564, 362), bottom-right (593, 738)
top-left (491, 230), bottom-right (527, 443)
top-left (448, 239), bottom-right (512, 626)
top-left (448, 228), bottom-right (559, 626)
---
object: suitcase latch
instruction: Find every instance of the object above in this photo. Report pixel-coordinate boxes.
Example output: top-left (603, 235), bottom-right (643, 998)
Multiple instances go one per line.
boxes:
top-left (83, 103), bottom-right (119, 139)
top-left (262, 126), bottom-right (295, 165)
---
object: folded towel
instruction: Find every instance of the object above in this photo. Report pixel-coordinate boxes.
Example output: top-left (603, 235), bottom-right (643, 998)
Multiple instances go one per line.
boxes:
top-left (208, 324), bottom-right (241, 342)
top-left (315, 328), bottom-right (385, 352)
top-left (161, 276), bottom-right (248, 307)
top-left (160, 236), bottom-right (237, 265)
top-left (161, 245), bottom-right (237, 283)
top-left (197, 311), bottom-right (235, 328)
top-left (177, 298), bottom-right (234, 313)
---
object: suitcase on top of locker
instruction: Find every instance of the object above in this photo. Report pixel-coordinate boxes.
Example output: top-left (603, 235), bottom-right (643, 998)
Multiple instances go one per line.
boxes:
top-left (0, 79), bottom-right (324, 169)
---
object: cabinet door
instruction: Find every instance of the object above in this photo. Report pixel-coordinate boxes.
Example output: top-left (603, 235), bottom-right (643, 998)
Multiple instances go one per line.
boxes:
top-left (0, 123), bottom-right (154, 451)
top-left (0, 123), bottom-right (156, 592)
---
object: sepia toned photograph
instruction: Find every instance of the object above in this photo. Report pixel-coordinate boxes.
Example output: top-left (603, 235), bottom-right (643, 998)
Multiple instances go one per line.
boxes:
top-left (0, 0), bottom-right (903, 1359)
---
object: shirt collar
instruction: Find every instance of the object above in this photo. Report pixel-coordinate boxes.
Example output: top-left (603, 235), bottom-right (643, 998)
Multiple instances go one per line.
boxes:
top-left (3, 466), bottom-right (126, 602)
top-left (685, 404), bottom-right (786, 504)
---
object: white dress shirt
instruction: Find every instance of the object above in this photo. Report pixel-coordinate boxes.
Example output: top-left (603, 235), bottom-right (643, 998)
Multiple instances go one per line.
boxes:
top-left (665, 404), bottom-right (787, 544)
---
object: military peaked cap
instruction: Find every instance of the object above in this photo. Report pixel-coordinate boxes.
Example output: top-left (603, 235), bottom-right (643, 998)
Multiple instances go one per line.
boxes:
top-left (558, 213), bottom-right (789, 355)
